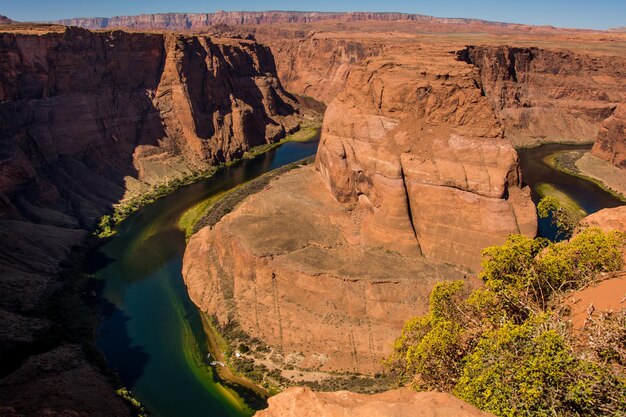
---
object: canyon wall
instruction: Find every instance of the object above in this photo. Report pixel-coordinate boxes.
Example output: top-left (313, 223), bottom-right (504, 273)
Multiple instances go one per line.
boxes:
top-left (260, 33), bottom-right (384, 104)
top-left (592, 103), bottom-right (626, 168)
top-left (315, 45), bottom-right (537, 269)
top-left (0, 26), bottom-right (300, 416)
top-left (57, 11), bottom-right (560, 32)
top-left (460, 45), bottom-right (626, 146)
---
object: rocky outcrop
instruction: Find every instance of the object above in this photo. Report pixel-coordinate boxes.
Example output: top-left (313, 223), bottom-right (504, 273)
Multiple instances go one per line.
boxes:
top-left (459, 46), bottom-right (626, 146)
top-left (0, 26), bottom-right (301, 416)
top-left (316, 45), bottom-right (537, 269)
top-left (256, 387), bottom-right (495, 417)
top-left (592, 104), bottom-right (626, 168)
top-left (184, 166), bottom-right (466, 374)
top-left (261, 34), bottom-right (383, 103)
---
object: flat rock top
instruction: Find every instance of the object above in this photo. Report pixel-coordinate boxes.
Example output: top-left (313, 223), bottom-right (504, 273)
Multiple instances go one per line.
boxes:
top-left (217, 165), bottom-right (461, 282)
top-left (256, 387), bottom-right (494, 417)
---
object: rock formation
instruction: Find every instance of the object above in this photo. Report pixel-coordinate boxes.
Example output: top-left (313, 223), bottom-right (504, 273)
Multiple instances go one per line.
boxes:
top-left (592, 103), bottom-right (626, 168)
top-left (315, 44), bottom-right (537, 269)
top-left (184, 165), bottom-right (467, 374)
top-left (456, 46), bottom-right (626, 146)
top-left (0, 25), bottom-right (301, 416)
top-left (183, 43), bottom-right (538, 377)
top-left (256, 387), bottom-right (495, 417)
top-left (57, 11), bottom-right (564, 32)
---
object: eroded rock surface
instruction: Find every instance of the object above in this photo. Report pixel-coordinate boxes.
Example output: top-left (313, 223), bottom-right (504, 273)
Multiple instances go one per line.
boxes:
top-left (592, 103), bottom-right (626, 169)
top-left (460, 46), bottom-right (626, 146)
top-left (256, 387), bottom-right (494, 417)
top-left (316, 46), bottom-right (537, 269)
top-left (184, 166), bottom-right (466, 374)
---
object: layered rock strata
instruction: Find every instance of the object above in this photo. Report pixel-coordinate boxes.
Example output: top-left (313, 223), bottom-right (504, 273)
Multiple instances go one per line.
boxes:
top-left (57, 11), bottom-right (566, 32)
top-left (316, 46), bottom-right (537, 269)
top-left (184, 165), bottom-right (467, 374)
top-left (592, 103), bottom-right (626, 168)
top-left (0, 26), bottom-right (301, 415)
top-left (256, 387), bottom-right (495, 417)
top-left (460, 46), bottom-right (626, 146)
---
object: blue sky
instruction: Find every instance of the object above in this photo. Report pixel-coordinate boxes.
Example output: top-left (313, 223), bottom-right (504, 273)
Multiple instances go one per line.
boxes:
top-left (1, 0), bottom-right (624, 30)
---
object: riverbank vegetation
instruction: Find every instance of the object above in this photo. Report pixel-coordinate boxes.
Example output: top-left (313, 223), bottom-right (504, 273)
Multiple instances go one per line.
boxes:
top-left (205, 316), bottom-right (393, 396)
top-left (95, 125), bottom-right (321, 238)
top-left (545, 151), bottom-right (626, 202)
top-left (387, 227), bottom-right (626, 416)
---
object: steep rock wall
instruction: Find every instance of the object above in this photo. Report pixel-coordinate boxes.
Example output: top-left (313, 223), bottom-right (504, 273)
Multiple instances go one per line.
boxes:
top-left (57, 11), bottom-right (555, 32)
top-left (315, 46), bottom-right (537, 269)
top-left (260, 34), bottom-right (384, 103)
top-left (592, 103), bottom-right (626, 168)
top-left (0, 26), bottom-right (300, 416)
top-left (459, 45), bottom-right (626, 146)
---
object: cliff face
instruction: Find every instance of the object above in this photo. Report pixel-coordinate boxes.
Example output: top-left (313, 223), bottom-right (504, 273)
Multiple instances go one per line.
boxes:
top-left (592, 103), bottom-right (626, 168)
top-left (316, 45), bottom-right (537, 269)
top-left (184, 166), bottom-right (466, 374)
top-left (0, 26), bottom-right (300, 416)
top-left (57, 11), bottom-right (554, 32)
top-left (460, 46), bottom-right (626, 146)
top-left (256, 387), bottom-right (495, 417)
top-left (262, 34), bottom-right (384, 103)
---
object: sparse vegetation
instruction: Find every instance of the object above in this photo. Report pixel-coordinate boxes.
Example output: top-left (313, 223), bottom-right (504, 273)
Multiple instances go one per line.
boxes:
top-left (546, 151), bottom-right (626, 202)
top-left (94, 125), bottom-right (320, 239)
top-left (116, 388), bottom-right (148, 417)
top-left (387, 227), bottom-right (626, 417)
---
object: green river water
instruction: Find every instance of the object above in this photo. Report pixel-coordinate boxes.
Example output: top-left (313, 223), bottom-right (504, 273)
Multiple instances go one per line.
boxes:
top-left (86, 135), bottom-right (319, 417)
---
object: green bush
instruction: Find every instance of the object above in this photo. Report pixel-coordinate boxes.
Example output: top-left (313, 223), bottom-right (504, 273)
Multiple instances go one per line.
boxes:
top-left (388, 228), bottom-right (626, 416)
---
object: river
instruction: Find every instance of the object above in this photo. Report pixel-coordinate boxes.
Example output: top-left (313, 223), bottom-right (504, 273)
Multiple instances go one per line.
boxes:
top-left (85, 135), bottom-right (319, 417)
top-left (517, 144), bottom-right (624, 239)
top-left (86, 140), bottom-right (622, 417)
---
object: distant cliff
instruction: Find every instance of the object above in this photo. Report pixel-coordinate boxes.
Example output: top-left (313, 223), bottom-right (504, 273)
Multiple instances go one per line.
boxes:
top-left (57, 11), bottom-right (560, 31)
top-left (0, 26), bottom-right (300, 416)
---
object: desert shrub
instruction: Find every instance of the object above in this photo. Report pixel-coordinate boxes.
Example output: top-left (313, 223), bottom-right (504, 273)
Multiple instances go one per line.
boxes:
top-left (455, 317), bottom-right (625, 417)
top-left (388, 228), bottom-right (626, 416)
top-left (537, 196), bottom-right (579, 238)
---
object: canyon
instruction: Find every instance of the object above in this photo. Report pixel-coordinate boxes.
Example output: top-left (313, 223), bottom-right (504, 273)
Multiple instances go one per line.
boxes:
top-left (0, 24), bottom-right (302, 416)
top-left (183, 21), bottom-right (626, 386)
top-left (0, 11), bottom-right (625, 417)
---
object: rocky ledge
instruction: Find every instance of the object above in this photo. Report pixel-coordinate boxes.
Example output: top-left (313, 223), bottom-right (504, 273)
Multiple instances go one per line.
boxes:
top-left (256, 387), bottom-right (494, 417)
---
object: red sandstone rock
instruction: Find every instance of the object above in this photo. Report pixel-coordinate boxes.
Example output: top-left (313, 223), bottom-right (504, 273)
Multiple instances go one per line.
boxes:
top-left (315, 46), bottom-right (536, 269)
top-left (57, 11), bottom-right (565, 33)
top-left (592, 104), bottom-right (626, 169)
top-left (183, 166), bottom-right (466, 374)
top-left (0, 26), bottom-right (302, 416)
top-left (461, 46), bottom-right (626, 146)
top-left (255, 387), bottom-right (494, 417)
